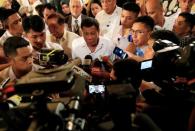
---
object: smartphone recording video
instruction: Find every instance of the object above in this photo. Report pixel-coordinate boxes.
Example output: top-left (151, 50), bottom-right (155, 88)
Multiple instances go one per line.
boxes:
top-left (88, 85), bottom-right (105, 94)
top-left (140, 59), bottom-right (153, 70)
top-left (113, 47), bottom-right (128, 59)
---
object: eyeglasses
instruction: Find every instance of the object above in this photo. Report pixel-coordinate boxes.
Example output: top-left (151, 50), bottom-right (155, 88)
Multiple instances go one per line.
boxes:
top-left (130, 29), bottom-right (148, 35)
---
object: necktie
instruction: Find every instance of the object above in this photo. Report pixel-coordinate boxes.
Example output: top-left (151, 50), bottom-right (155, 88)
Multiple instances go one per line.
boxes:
top-left (74, 19), bottom-right (79, 35)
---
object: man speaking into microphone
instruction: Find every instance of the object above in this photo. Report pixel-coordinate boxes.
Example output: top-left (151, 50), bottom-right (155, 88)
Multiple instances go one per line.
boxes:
top-left (72, 17), bottom-right (115, 61)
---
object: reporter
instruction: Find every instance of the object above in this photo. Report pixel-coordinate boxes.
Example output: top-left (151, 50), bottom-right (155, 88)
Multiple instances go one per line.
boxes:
top-left (22, 15), bottom-right (63, 66)
top-left (72, 17), bottom-right (114, 61)
top-left (0, 36), bottom-right (33, 108)
top-left (125, 16), bottom-right (154, 62)
top-left (0, 36), bottom-right (33, 81)
top-left (108, 58), bottom-right (161, 131)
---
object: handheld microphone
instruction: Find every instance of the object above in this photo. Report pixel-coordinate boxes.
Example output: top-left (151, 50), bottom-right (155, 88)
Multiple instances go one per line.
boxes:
top-left (82, 55), bottom-right (92, 66)
top-left (82, 55), bottom-right (93, 73)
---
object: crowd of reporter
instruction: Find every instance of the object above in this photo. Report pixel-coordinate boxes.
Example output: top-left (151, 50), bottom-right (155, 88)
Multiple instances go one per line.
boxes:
top-left (0, 0), bottom-right (195, 131)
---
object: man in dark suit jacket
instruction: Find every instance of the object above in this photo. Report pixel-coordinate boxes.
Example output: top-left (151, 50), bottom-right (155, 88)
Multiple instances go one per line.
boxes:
top-left (64, 0), bottom-right (88, 36)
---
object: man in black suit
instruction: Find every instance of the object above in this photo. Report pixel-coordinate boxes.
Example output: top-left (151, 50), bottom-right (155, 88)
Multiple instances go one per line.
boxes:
top-left (64, 0), bottom-right (88, 36)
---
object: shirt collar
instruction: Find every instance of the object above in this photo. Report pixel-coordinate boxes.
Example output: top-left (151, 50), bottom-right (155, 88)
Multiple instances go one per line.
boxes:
top-left (9, 67), bottom-right (17, 81)
top-left (5, 30), bottom-right (13, 37)
top-left (72, 15), bottom-right (82, 25)
top-left (81, 37), bottom-right (104, 54)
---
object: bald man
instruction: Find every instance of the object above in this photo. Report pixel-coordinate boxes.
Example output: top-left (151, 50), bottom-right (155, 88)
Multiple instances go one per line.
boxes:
top-left (145, 0), bottom-right (172, 30)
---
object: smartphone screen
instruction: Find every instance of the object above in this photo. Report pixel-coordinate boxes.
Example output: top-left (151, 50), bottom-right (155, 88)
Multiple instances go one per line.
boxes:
top-left (140, 60), bottom-right (153, 70)
top-left (113, 47), bottom-right (128, 59)
top-left (89, 85), bottom-right (105, 94)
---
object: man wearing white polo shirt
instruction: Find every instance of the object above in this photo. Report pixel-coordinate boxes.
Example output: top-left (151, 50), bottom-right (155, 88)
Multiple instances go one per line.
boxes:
top-left (72, 17), bottom-right (114, 61)
top-left (95, 0), bottom-right (122, 40)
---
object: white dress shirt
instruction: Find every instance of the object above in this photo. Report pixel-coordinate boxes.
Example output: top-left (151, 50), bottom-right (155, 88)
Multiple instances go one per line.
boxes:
top-left (0, 30), bottom-right (12, 46)
top-left (72, 36), bottom-right (115, 61)
top-left (95, 6), bottom-right (122, 40)
top-left (47, 28), bottom-right (79, 58)
top-left (71, 15), bottom-right (82, 31)
top-left (112, 25), bottom-right (132, 50)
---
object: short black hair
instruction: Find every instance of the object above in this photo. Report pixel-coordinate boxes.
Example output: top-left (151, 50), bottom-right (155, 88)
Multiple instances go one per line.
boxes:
top-left (61, 0), bottom-right (70, 6)
top-left (113, 59), bottom-right (142, 89)
top-left (3, 36), bottom-right (30, 57)
top-left (150, 30), bottom-right (180, 45)
top-left (122, 2), bottom-right (140, 16)
top-left (1, 8), bottom-right (18, 29)
top-left (91, 0), bottom-right (101, 7)
top-left (134, 16), bottom-right (154, 31)
top-left (35, 4), bottom-right (45, 18)
top-left (47, 13), bottom-right (65, 25)
top-left (22, 15), bottom-right (45, 33)
top-left (43, 3), bottom-right (56, 12)
top-left (179, 12), bottom-right (194, 29)
top-left (81, 17), bottom-right (99, 31)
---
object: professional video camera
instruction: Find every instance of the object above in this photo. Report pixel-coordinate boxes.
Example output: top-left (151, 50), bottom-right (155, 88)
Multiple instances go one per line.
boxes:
top-left (140, 39), bottom-right (195, 102)
top-left (0, 95), bottom-right (86, 131)
top-left (140, 39), bottom-right (181, 82)
top-left (39, 48), bottom-right (68, 67)
top-left (177, 40), bottom-right (195, 78)
top-left (0, 57), bottom-right (88, 130)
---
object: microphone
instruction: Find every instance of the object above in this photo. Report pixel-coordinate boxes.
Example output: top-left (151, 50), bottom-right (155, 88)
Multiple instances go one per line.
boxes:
top-left (82, 55), bottom-right (93, 73)
top-left (82, 55), bottom-right (92, 66)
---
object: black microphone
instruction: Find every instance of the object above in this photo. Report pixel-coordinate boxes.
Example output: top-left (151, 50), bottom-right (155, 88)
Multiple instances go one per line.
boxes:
top-left (82, 55), bottom-right (93, 73)
top-left (83, 55), bottom-right (93, 65)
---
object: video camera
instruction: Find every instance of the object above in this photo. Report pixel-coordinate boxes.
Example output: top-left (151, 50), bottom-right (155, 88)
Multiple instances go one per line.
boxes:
top-left (39, 48), bottom-right (68, 67)
top-left (139, 39), bottom-right (181, 81)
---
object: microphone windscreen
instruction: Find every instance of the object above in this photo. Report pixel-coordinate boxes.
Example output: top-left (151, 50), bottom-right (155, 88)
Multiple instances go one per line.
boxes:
top-left (83, 55), bottom-right (93, 66)
top-left (84, 55), bottom-right (92, 60)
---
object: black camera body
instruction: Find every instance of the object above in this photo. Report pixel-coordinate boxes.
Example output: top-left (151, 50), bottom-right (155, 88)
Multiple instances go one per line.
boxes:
top-left (39, 48), bottom-right (68, 66)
